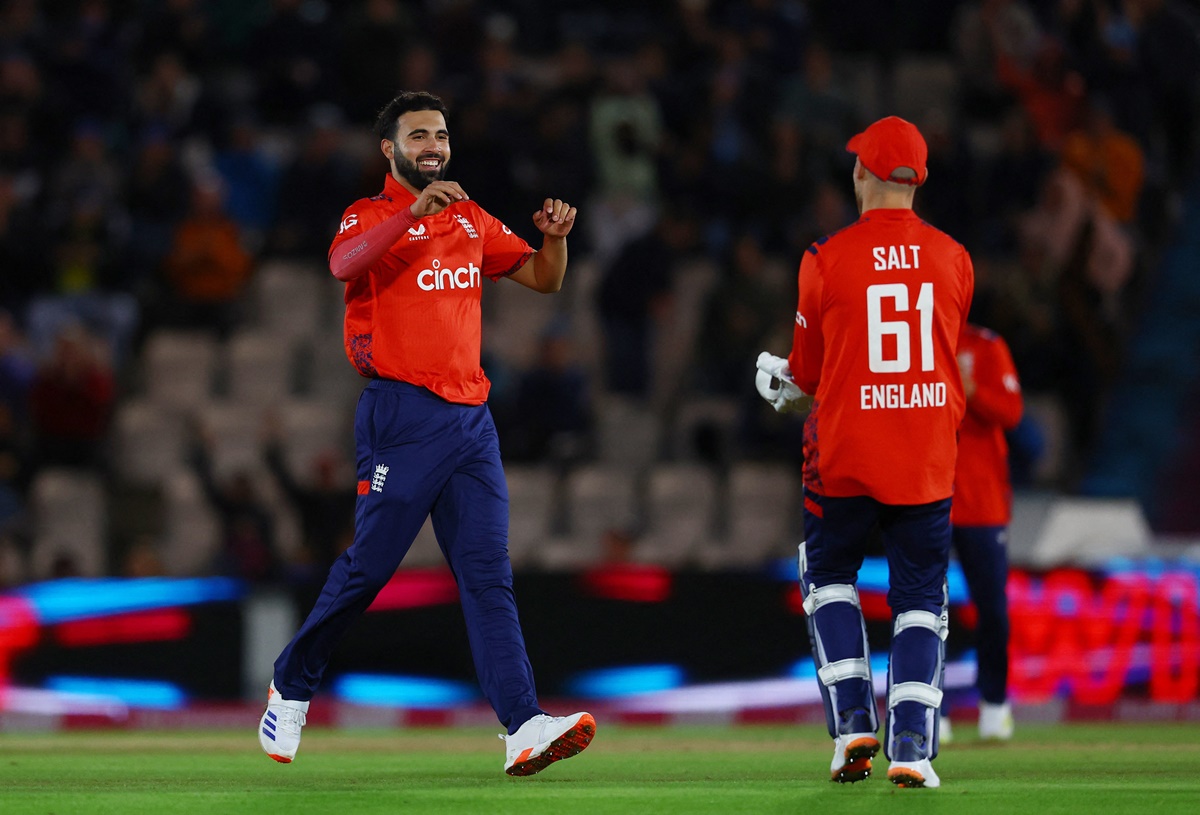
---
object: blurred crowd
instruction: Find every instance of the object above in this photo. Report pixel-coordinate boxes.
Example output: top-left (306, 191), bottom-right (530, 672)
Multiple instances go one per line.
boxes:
top-left (0, 0), bottom-right (1198, 584)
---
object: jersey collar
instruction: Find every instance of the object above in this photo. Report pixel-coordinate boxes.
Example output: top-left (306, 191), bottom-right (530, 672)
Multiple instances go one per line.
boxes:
top-left (383, 173), bottom-right (418, 205)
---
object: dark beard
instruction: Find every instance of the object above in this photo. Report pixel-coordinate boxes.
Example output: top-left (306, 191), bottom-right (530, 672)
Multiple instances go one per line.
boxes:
top-left (395, 154), bottom-right (447, 190)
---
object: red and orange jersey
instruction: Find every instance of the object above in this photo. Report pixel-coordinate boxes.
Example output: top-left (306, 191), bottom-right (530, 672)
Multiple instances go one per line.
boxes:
top-left (788, 208), bottom-right (974, 505)
top-left (952, 325), bottom-right (1023, 526)
top-left (328, 175), bottom-right (534, 405)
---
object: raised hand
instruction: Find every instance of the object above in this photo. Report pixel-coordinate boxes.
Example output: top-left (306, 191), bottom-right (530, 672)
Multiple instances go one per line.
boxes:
top-left (410, 181), bottom-right (469, 218)
top-left (532, 198), bottom-right (577, 238)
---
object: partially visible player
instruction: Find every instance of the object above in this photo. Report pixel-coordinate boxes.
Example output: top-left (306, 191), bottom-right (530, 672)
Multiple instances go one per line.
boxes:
top-left (949, 324), bottom-right (1023, 740)
top-left (258, 91), bottom-right (594, 776)
top-left (757, 116), bottom-right (974, 788)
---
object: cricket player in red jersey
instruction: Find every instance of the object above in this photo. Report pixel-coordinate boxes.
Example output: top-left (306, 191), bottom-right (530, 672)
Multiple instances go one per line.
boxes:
top-left (949, 324), bottom-right (1023, 741)
top-left (259, 92), bottom-right (595, 776)
top-left (756, 116), bottom-right (974, 788)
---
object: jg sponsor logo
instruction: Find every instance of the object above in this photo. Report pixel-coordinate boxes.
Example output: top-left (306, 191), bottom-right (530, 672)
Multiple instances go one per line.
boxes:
top-left (417, 258), bottom-right (482, 291)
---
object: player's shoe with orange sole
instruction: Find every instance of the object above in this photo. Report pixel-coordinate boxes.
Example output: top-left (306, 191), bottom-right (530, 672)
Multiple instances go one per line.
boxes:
top-left (258, 681), bottom-right (309, 763)
top-left (830, 732), bottom-right (881, 783)
top-left (502, 712), bottom-right (596, 776)
top-left (887, 731), bottom-right (941, 788)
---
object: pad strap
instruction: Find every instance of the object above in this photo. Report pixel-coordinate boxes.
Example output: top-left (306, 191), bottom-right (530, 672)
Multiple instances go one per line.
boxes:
top-left (894, 609), bottom-right (948, 641)
top-left (888, 681), bottom-right (944, 709)
top-left (817, 658), bottom-right (872, 686)
top-left (801, 583), bottom-right (859, 616)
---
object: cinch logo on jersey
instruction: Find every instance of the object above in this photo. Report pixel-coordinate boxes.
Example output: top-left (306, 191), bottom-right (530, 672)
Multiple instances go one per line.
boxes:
top-left (371, 463), bottom-right (389, 492)
top-left (339, 214), bottom-right (358, 234)
top-left (417, 258), bottom-right (482, 291)
top-left (860, 382), bottom-right (947, 410)
top-left (454, 214), bottom-right (479, 238)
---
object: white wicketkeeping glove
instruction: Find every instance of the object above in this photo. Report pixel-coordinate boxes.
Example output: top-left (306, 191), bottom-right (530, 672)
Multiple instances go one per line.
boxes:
top-left (755, 352), bottom-right (808, 414)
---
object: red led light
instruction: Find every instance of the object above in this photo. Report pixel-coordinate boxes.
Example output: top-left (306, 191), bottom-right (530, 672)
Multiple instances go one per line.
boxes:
top-left (54, 609), bottom-right (192, 647)
top-left (367, 569), bottom-right (460, 611)
top-left (580, 565), bottom-right (673, 603)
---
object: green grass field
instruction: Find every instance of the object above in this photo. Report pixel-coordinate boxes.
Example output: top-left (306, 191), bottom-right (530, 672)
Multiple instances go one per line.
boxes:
top-left (1, 722), bottom-right (1197, 814)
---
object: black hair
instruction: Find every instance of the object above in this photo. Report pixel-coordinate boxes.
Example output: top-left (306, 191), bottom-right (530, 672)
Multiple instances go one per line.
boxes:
top-left (373, 91), bottom-right (449, 141)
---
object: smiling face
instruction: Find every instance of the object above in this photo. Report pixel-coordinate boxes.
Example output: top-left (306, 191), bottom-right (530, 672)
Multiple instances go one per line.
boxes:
top-left (382, 108), bottom-right (450, 192)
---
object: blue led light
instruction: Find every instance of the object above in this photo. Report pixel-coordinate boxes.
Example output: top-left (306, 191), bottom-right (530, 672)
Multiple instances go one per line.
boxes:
top-left (17, 578), bottom-right (244, 624)
top-left (565, 664), bottom-right (685, 698)
top-left (44, 676), bottom-right (186, 709)
top-left (332, 674), bottom-right (478, 708)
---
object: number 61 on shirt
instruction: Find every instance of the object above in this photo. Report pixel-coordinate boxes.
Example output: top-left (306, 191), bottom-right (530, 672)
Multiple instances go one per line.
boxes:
top-left (867, 282), bottom-right (934, 374)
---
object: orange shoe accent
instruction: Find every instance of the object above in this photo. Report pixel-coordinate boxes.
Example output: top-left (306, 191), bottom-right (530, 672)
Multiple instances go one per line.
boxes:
top-left (887, 767), bottom-right (926, 788)
top-left (505, 714), bottom-right (596, 777)
top-left (267, 754), bottom-right (292, 764)
top-left (831, 736), bottom-right (880, 783)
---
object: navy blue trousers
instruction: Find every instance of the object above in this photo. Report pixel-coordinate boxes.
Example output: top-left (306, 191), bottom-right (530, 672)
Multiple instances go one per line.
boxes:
top-left (951, 524), bottom-right (1010, 705)
top-left (274, 379), bottom-right (545, 733)
top-left (802, 490), bottom-right (951, 750)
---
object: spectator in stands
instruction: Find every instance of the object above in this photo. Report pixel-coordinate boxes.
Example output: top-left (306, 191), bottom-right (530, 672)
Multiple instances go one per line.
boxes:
top-left (773, 42), bottom-right (858, 186)
top-left (0, 171), bottom-right (48, 314)
top-left (595, 206), bottom-right (697, 398)
top-left (270, 104), bottom-right (357, 259)
top-left (0, 402), bottom-right (32, 545)
top-left (158, 174), bottom-right (254, 336)
top-left (696, 232), bottom-right (791, 395)
top-left (25, 188), bottom-right (141, 368)
top-left (189, 422), bottom-right (280, 584)
top-left (125, 125), bottom-right (191, 287)
top-left (951, 0), bottom-right (1041, 121)
top-left (336, 0), bottom-right (417, 121)
top-left (262, 417), bottom-right (356, 586)
top-left (1060, 95), bottom-right (1145, 223)
top-left (243, 0), bottom-right (338, 127)
top-left (994, 35), bottom-right (1086, 152)
top-left (27, 322), bottom-right (115, 469)
top-left (212, 113), bottom-right (282, 250)
top-left (0, 309), bottom-right (34, 419)
top-left (976, 108), bottom-right (1053, 253)
top-left (506, 318), bottom-right (593, 464)
top-left (588, 55), bottom-right (665, 263)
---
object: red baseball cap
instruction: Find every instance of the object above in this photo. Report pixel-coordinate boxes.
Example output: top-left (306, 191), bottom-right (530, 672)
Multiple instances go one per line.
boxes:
top-left (846, 116), bottom-right (928, 186)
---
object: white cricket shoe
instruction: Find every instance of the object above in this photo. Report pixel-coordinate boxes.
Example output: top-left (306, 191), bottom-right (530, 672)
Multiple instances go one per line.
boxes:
top-left (888, 757), bottom-right (941, 788)
top-left (978, 701), bottom-right (1014, 740)
top-left (501, 712), bottom-right (596, 776)
top-left (829, 732), bottom-right (880, 783)
top-left (887, 730), bottom-right (940, 788)
top-left (259, 681), bottom-right (309, 763)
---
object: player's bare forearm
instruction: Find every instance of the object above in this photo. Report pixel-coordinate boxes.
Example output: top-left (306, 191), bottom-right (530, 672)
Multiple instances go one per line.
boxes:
top-left (530, 236), bottom-right (568, 293)
top-left (511, 198), bottom-right (576, 293)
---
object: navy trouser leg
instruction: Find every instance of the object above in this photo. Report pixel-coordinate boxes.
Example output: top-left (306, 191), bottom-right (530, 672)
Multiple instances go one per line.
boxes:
top-left (802, 491), bottom-right (878, 735)
top-left (880, 499), bottom-right (951, 759)
top-left (952, 524), bottom-right (1010, 705)
top-left (273, 380), bottom-right (545, 732)
top-left (274, 383), bottom-right (455, 700)
top-left (431, 405), bottom-right (543, 734)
